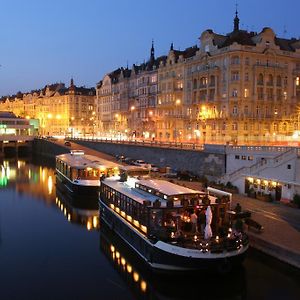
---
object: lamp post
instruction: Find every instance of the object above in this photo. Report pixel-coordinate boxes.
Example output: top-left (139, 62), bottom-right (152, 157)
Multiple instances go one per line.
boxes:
top-left (130, 106), bottom-right (135, 138)
top-left (174, 99), bottom-right (181, 142)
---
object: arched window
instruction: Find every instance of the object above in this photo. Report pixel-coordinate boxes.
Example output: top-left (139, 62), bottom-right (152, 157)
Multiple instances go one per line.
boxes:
top-left (210, 75), bottom-right (215, 86)
top-left (276, 75), bottom-right (281, 87)
top-left (257, 73), bottom-right (264, 85)
top-left (282, 122), bottom-right (287, 131)
top-left (268, 74), bottom-right (273, 86)
top-left (200, 77), bottom-right (207, 87)
top-left (193, 79), bottom-right (197, 89)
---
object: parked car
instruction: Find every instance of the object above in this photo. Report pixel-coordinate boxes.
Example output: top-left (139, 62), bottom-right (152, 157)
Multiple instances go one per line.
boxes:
top-left (134, 160), bottom-right (151, 169)
top-left (64, 141), bottom-right (71, 146)
top-left (177, 170), bottom-right (197, 181)
top-left (150, 164), bottom-right (160, 172)
top-left (116, 154), bottom-right (125, 162)
top-left (162, 169), bottom-right (178, 178)
top-left (124, 157), bottom-right (136, 165)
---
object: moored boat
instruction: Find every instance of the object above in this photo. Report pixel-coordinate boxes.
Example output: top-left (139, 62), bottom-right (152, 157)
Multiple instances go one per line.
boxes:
top-left (99, 175), bottom-right (249, 273)
top-left (55, 150), bottom-right (119, 196)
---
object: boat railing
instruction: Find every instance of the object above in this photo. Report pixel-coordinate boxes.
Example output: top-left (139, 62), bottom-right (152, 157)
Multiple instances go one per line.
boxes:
top-left (154, 232), bottom-right (248, 253)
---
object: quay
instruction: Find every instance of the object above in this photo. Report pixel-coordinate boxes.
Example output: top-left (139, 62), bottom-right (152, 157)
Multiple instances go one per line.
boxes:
top-left (33, 138), bottom-right (300, 269)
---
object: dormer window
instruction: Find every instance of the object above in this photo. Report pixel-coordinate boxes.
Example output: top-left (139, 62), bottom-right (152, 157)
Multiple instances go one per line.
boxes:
top-left (205, 45), bottom-right (210, 52)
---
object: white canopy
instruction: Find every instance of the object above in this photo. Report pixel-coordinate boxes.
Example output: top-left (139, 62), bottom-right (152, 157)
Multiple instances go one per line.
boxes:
top-left (204, 206), bottom-right (213, 240)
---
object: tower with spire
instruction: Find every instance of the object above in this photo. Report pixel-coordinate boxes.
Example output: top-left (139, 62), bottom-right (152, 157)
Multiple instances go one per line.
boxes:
top-left (234, 4), bottom-right (240, 31)
top-left (69, 77), bottom-right (75, 94)
top-left (150, 40), bottom-right (155, 62)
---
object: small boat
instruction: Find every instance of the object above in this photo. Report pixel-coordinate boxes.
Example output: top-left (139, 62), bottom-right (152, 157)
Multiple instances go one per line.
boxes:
top-left (55, 150), bottom-right (119, 196)
top-left (99, 175), bottom-right (249, 273)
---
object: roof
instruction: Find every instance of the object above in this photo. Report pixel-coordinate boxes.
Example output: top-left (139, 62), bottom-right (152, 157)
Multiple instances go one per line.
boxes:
top-left (137, 179), bottom-right (201, 196)
top-left (103, 176), bottom-right (160, 205)
top-left (0, 111), bottom-right (18, 118)
top-left (206, 28), bottom-right (300, 52)
top-left (56, 153), bottom-right (119, 169)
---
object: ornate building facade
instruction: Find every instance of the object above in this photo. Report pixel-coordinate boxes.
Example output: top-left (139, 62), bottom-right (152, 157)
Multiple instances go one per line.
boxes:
top-left (185, 11), bottom-right (300, 144)
top-left (2, 12), bottom-right (300, 144)
top-left (94, 12), bottom-right (300, 144)
top-left (0, 80), bottom-right (96, 136)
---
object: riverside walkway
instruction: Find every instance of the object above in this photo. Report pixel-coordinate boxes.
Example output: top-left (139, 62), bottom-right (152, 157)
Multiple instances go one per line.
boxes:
top-left (55, 139), bottom-right (300, 268)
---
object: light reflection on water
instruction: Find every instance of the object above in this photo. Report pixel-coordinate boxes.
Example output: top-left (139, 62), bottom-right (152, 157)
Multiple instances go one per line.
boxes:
top-left (0, 158), bottom-right (299, 300)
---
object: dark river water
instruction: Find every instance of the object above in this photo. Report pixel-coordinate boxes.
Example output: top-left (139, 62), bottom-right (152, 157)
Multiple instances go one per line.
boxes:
top-left (0, 158), bottom-right (299, 300)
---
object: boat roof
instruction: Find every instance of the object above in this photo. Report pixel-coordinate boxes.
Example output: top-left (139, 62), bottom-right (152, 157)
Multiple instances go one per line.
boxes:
top-left (137, 179), bottom-right (202, 196)
top-left (103, 176), bottom-right (161, 205)
top-left (56, 152), bottom-right (119, 169)
top-left (103, 177), bottom-right (203, 207)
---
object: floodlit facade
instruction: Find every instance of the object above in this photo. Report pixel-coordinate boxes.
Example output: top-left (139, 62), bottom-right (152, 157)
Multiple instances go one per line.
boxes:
top-left (186, 12), bottom-right (300, 144)
top-left (94, 12), bottom-right (300, 144)
top-left (2, 12), bottom-right (300, 144)
top-left (0, 80), bottom-right (96, 136)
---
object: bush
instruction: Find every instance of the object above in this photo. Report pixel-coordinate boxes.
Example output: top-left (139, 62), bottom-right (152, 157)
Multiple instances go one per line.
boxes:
top-left (293, 194), bottom-right (300, 208)
top-left (226, 181), bottom-right (234, 188)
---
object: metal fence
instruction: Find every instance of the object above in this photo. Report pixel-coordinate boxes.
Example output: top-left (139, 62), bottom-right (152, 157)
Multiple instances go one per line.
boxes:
top-left (70, 137), bottom-right (205, 151)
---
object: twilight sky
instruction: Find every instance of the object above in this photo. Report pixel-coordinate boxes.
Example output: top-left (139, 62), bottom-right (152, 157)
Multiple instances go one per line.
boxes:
top-left (0, 0), bottom-right (299, 96)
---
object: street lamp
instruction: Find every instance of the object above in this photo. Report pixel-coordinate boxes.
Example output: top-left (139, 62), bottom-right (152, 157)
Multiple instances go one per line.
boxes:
top-left (174, 99), bottom-right (181, 141)
top-left (130, 106), bottom-right (135, 138)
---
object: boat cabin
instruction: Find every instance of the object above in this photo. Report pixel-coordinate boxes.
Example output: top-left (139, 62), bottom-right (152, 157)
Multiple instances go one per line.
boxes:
top-left (56, 151), bottom-right (119, 181)
top-left (100, 177), bottom-right (231, 243)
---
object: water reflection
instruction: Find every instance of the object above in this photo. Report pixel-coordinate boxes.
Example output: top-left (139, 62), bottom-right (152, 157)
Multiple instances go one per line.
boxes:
top-left (55, 181), bottom-right (99, 231)
top-left (99, 223), bottom-right (247, 300)
top-left (0, 159), bottom-right (55, 203)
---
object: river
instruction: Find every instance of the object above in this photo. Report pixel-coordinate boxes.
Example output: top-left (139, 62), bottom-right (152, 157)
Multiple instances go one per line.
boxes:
top-left (0, 158), bottom-right (299, 300)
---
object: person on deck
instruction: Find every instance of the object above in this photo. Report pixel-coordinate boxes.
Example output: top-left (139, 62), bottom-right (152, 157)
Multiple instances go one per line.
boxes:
top-left (190, 210), bottom-right (198, 233)
top-left (234, 203), bottom-right (242, 213)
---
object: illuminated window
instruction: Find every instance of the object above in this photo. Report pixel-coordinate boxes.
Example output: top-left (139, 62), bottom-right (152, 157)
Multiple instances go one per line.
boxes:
top-left (233, 106), bottom-right (238, 115)
top-left (283, 91), bottom-right (287, 100)
top-left (232, 89), bottom-right (238, 97)
top-left (296, 77), bottom-right (300, 86)
top-left (244, 88), bottom-right (249, 98)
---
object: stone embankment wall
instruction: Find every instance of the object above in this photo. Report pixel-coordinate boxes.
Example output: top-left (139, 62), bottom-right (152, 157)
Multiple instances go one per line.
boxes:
top-left (70, 140), bottom-right (226, 178)
top-left (33, 139), bottom-right (67, 158)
